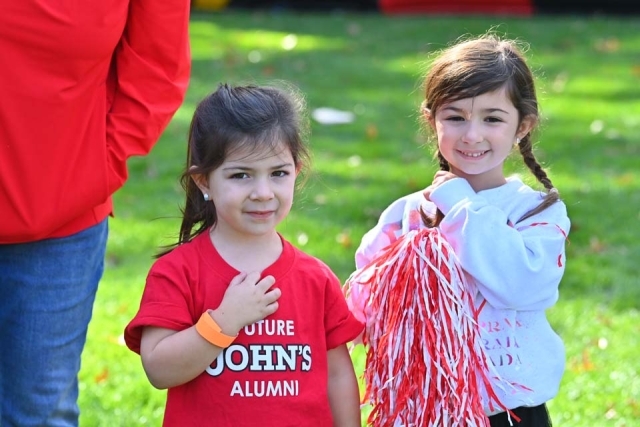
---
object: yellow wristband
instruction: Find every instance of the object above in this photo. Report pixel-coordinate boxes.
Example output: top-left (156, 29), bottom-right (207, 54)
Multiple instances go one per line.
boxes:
top-left (195, 310), bottom-right (237, 348)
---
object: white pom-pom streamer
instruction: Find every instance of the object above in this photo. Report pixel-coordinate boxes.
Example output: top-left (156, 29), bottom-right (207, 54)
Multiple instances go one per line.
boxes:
top-left (345, 228), bottom-right (516, 427)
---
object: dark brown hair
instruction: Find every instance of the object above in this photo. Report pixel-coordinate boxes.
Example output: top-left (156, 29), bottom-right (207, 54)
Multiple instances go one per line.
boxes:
top-left (421, 34), bottom-right (559, 227)
top-left (159, 83), bottom-right (310, 256)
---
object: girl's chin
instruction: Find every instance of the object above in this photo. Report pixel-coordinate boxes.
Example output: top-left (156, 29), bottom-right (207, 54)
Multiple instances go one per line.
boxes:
top-left (448, 167), bottom-right (487, 177)
top-left (450, 162), bottom-right (503, 177)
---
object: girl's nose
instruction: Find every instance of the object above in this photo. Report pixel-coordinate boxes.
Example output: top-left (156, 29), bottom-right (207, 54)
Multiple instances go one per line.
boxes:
top-left (461, 121), bottom-right (483, 144)
top-left (249, 178), bottom-right (274, 201)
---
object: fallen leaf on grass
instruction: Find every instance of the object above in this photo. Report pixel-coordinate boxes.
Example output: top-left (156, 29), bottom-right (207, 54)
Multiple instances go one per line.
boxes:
top-left (95, 368), bottom-right (109, 384)
top-left (366, 123), bottom-right (378, 140)
top-left (604, 407), bottom-right (617, 420)
top-left (569, 348), bottom-right (595, 373)
top-left (594, 38), bottom-right (620, 53)
top-left (336, 232), bottom-right (352, 248)
top-left (596, 312), bottom-right (613, 327)
top-left (406, 178), bottom-right (420, 191)
top-left (615, 173), bottom-right (634, 186)
top-left (628, 398), bottom-right (640, 417)
top-left (589, 236), bottom-right (606, 253)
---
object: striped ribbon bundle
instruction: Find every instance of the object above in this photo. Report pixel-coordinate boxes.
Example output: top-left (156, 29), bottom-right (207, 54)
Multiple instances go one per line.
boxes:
top-left (346, 228), bottom-right (511, 427)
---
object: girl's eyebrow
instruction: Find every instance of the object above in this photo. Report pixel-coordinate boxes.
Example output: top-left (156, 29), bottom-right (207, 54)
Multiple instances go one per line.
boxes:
top-left (273, 162), bottom-right (295, 169)
top-left (222, 162), bottom-right (294, 171)
top-left (484, 108), bottom-right (510, 114)
top-left (443, 106), bottom-right (510, 115)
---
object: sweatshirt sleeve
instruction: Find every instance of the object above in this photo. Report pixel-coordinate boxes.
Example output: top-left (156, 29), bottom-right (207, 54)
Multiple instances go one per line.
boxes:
top-left (430, 178), bottom-right (570, 311)
top-left (106, 0), bottom-right (191, 195)
top-left (354, 192), bottom-right (428, 269)
top-left (347, 192), bottom-right (431, 330)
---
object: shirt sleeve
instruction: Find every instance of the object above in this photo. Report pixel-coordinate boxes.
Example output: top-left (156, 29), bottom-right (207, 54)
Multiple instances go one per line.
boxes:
top-left (124, 268), bottom-right (195, 354)
top-left (106, 0), bottom-right (191, 195)
top-left (324, 269), bottom-right (364, 350)
top-left (430, 178), bottom-right (571, 311)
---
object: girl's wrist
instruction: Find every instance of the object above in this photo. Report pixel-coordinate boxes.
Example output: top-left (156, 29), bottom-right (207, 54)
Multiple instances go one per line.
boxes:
top-left (195, 310), bottom-right (238, 348)
top-left (430, 178), bottom-right (474, 215)
top-left (209, 308), bottom-right (242, 337)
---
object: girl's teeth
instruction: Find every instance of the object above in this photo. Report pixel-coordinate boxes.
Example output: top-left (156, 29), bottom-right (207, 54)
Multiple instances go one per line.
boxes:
top-left (462, 151), bottom-right (484, 157)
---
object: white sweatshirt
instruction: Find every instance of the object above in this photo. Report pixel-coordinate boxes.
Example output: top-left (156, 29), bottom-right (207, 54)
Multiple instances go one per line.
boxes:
top-left (354, 176), bottom-right (571, 414)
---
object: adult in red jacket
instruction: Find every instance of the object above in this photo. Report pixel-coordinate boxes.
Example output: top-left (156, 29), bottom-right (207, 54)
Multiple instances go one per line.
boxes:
top-left (0, 1), bottom-right (191, 425)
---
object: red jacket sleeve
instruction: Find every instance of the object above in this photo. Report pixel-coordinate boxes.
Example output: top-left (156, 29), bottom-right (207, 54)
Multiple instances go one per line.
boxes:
top-left (106, 0), bottom-right (191, 195)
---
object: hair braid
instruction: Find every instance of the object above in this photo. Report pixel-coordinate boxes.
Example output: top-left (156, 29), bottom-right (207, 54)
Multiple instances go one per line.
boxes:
top-left (516, 134), bottom-right (560, 222)
top-left (518, 135), bottom-right (553, 190)
top-left (437, 151), bottom-right (450, 172)
top-left (420, 150), bottom-right (449, 228)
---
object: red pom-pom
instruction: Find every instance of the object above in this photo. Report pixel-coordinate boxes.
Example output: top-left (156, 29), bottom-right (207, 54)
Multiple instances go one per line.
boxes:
top-left (346, 228), bottom-right (514, 426)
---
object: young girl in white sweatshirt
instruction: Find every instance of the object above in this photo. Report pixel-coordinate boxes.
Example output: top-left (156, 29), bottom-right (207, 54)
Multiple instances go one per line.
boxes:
top-left (350, 35), bottom-right (570, 426)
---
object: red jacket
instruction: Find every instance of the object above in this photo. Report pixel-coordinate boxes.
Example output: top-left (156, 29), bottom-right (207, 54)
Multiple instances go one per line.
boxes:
top-left (0, 0), bottom-right (191, 243)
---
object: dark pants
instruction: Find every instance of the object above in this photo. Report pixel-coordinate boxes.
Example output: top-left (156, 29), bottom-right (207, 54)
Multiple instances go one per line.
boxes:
top-left (489, 404), bottom-right (552, 427)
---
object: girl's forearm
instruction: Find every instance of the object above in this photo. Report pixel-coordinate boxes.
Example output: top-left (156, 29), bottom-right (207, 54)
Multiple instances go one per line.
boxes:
top-left (140, 326), bottom-right (224, 389)
top-left (327, 346), bottom-right (361, 427)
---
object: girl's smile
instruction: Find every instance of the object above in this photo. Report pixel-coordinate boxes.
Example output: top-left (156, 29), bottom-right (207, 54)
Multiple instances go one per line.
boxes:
top-left (245, 210), bottom-right (276, 219)
top-left (458, 149), bottom-right (489, 159)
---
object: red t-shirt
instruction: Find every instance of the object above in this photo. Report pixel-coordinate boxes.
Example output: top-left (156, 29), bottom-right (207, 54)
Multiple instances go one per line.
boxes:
top-left (0, 0), bottom-right (190, 243)
top-left (125, 232), bottom-right (364, 426)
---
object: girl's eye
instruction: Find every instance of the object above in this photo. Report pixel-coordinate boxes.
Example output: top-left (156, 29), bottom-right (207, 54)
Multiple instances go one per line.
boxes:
top-left (485, 116), bottom-right (503, 123)
top-left (445, 116), bottom-right (464, 122)
top-left (272, 170), bottom-right (289, 178)
top-left (230, 172), bottom-right (249, 179)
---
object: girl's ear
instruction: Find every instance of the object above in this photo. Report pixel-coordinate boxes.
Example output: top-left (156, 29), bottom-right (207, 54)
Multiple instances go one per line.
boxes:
top-left (517, 114), bottom-right (537, 140)
top-left (190, 166), bottom-right (209, 194)
top-left (423, 107), bottom-right (435, 129)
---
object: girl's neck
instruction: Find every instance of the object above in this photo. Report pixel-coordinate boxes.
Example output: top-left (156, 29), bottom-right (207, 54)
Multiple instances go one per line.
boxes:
top-left (209, 227), bottom-right (283, 273)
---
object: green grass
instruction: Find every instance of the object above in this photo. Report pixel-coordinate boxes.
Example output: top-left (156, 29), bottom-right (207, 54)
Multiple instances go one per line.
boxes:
top-left (79, 10), bottom-right (640, 426)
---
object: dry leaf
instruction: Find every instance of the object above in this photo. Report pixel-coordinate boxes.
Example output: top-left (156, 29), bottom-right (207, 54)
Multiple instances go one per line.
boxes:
top-left (94, 368), bottom-right (109, 384)
top-left (589, 236), bottom-right (605, 253)
top-left (594, 38), bottom-right (620, 53)
top-left (615, 173), bottom-right (634, 185)
top-left (366, 123), bottom-right (378, 140)
top-left (580, 348), bottom-right (594, 371)
top-left (604, 407), bottom-right (617, 420)
top-left (336, 232), bottom-right (352, 248)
